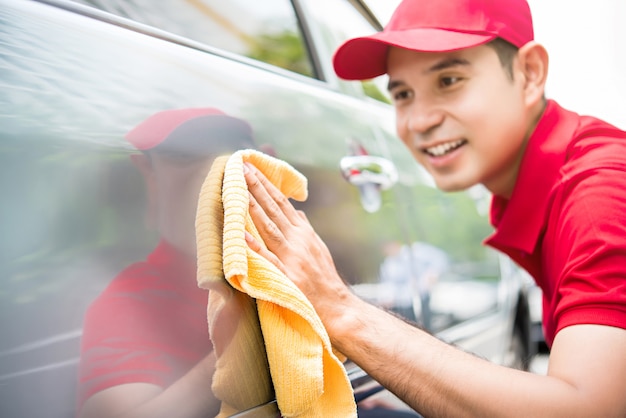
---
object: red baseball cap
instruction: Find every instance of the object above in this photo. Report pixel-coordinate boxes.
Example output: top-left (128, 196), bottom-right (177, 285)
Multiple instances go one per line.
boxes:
top-left (333, 0), bottom-right (534, 80)
top-left (126, 108), bottom-right (255, 155)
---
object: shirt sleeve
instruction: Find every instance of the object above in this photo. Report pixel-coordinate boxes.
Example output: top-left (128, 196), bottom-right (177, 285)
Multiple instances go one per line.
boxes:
top-left (550, 150), bottom-right (626, 338)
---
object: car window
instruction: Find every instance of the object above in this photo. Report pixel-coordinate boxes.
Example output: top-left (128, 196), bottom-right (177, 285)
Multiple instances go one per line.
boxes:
top-left (72, 0), bottom-right (315, 77)
top-left (301, 0), bottom-right (391, 103)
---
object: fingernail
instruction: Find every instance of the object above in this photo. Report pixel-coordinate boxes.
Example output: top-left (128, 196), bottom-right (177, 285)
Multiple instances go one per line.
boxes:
top-left (243, 163), bottom-right (249, 174)
top-left (244, 231), bottom-right (254, 243)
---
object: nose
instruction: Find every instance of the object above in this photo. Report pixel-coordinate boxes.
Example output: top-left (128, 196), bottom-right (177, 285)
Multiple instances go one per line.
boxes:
top-left (406, 102), bottom-right (444, 137)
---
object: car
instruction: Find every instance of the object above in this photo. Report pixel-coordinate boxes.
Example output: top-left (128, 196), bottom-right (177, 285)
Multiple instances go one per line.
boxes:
top-left (0, 0), bottom-right (536, 417)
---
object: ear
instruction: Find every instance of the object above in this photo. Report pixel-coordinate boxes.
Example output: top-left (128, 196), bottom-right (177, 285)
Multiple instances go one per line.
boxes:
top-left (517, 41), bottom-right (549, 107)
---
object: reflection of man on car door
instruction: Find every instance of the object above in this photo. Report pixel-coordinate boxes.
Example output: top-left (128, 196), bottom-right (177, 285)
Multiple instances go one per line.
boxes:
top-left (77, 108), bottom-right (256, 418)
top-left (77, 107), bottom-right (424, 418)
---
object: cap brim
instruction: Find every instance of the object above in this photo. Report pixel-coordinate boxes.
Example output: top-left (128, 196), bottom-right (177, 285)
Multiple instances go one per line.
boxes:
top-left (333, 28), bottom-right (495, 80)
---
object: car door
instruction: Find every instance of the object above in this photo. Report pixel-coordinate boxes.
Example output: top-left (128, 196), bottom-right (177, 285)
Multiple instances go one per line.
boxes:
top-left (0, 0), bottom-right (416, 417)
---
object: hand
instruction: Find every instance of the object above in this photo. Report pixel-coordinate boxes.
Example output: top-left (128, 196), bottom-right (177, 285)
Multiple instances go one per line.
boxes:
top-left (243, 162), bottom-right (352, 327)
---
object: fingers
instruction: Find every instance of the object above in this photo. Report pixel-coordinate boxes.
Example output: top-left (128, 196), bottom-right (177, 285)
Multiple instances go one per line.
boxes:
top-left (244, 164), bottom-right (293, 258)
top-left (244, 231), bottom-right (286, 273)
top-left (244, 230), bottom-right (263, 253)
top-left (244, 162), bottom-right (302, 228)
top-left (242, 163), bottom-right (347, 315)
top-left (247, 190), bottom-right (285, 249)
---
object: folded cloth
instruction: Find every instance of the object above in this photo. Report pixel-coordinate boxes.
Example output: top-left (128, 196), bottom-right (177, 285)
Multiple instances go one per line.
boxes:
top-left (196, 149), bottom-right (357, 418)
top-left (196, 154), bottom-right (273, 417)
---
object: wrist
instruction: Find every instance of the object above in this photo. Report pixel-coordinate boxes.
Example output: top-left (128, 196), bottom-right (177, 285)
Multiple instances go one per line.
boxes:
top-left (321, 288), bottom-right (370, 349)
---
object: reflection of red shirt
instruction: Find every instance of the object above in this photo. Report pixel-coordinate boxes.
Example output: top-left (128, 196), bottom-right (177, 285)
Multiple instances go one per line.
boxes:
top-left (77, 240), bottom-right (211, 410)
top-left (487, 100), bottom-right (626, 348)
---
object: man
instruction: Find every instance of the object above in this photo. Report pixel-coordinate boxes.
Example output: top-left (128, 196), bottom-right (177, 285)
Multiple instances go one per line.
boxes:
top-left (242, 0), bottom-right (626, 416)
top-left (77, 108), bottom-right (257, 418)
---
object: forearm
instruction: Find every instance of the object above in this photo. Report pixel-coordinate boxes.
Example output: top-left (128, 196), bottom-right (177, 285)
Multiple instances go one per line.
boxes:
top-left (79, 353), bottom-right (220, 418)
top-left (131, 352), bottom-right (220, 418)
top-left (330, 295), bottom-right (610, 418)
top-left (242, 163), bottom-right (626, 417)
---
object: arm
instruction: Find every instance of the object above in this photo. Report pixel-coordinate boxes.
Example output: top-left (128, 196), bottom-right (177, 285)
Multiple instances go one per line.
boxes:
top-left (330, 296), bottom-right (626, 417)
top-left (243, 162), bottom-right (626, 418)
top-left (78, 352), bottom-right (220, 418)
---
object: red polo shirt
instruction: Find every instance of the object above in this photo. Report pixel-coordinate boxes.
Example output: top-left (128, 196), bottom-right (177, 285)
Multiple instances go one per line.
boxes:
top-left (77, 240), bottom-right (211, 410)
top-left (486, 100), bottom-right (626, 348)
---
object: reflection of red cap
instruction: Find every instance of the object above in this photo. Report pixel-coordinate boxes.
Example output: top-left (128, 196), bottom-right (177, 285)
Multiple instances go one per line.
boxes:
top-left (126, 108), bottom-right (255, 153)
top-left (333, 0), bottom-right (534, 80)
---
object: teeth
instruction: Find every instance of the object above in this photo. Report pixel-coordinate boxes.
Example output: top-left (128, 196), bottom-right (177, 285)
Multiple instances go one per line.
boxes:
top-left (425, 140), bottom-right (465, 157)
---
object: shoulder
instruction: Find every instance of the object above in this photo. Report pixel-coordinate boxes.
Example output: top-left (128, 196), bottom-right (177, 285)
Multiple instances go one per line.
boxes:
top-left (562, 114), bottom-right (626, 177)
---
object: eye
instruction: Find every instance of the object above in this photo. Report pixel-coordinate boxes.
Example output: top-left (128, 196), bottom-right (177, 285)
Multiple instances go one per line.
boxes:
top-left (439, 76), bottom-right (461, 88)
top-left (391, 88), bottom-right (413, 103)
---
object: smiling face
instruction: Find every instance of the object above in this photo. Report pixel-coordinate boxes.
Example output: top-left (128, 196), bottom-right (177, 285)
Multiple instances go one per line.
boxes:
top-left (387, 43), bottom-right (544, 198)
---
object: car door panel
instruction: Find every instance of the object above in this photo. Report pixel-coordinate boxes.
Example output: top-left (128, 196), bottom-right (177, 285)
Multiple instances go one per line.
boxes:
top-left (0, 1), bottom-right (413, 416)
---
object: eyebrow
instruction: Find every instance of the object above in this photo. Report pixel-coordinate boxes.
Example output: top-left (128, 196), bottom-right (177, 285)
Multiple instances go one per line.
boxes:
top-left (387, 79), bottom-right (404, 92)
top-left (426, 57), bottom-right (471, 74)
top-left (387, 57), bottom-right (471, 92)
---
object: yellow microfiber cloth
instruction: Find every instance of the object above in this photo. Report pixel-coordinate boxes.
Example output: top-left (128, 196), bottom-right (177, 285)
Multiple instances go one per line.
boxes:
top-left (195, 149), bottom-right (357, 418)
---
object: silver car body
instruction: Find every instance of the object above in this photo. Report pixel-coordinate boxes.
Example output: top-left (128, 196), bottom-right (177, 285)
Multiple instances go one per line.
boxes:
top-left (0, 0), bottom-right (534, 416)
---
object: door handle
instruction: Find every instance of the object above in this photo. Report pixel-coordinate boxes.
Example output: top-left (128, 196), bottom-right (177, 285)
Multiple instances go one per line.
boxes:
top-left (340, 155), bottom-right (398, 213)
top-left (340, 155), bottom-right (398, 190)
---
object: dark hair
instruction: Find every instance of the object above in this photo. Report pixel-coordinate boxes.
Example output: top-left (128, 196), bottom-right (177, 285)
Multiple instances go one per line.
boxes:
top-left (487, 38), bottom-right (519, 80)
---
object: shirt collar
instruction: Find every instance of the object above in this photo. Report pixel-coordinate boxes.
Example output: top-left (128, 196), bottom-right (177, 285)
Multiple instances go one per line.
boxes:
top-left (485, 100), bottom-right (580, 254)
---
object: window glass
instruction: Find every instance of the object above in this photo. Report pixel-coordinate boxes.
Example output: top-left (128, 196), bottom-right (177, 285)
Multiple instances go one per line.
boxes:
top-left (303, 0), bottom-right (391, 103)
top-left (73, 0), bottom-right (314, 77)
